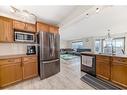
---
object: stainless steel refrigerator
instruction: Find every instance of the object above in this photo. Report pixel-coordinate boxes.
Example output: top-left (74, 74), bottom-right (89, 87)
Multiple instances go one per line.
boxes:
top-left (37, 31), bottom-right (60, 79)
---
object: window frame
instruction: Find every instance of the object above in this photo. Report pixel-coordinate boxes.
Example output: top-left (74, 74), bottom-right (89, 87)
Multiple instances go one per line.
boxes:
top-left (102, 37), bottom-right (125, 53)
top-left (71, 41), bottom-right (84, 49)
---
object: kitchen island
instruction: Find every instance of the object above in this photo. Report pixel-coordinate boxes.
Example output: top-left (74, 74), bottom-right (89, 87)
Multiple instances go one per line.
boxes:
top-left (81, 52), bottom-right (127, 88)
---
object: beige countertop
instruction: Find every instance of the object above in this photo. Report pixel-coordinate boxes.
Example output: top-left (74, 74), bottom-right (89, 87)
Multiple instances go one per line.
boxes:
top-left (81, 52), bottom-right (127, 58)
top-left (0, 54), bottom-right (37, 59)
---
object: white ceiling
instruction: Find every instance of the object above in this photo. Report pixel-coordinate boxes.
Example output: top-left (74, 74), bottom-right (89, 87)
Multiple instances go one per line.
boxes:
top-left (0, 6), bottom-right (79, 25)
top-left (1, 5), bottom-right (126, 41)
top-left (60, 6), bottom-right (127, 41)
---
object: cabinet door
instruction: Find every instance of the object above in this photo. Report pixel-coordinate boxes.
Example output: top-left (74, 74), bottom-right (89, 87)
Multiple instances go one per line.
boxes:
top-left (49, 26), bottom-right (59, 34)
top-left (36, 22), bottom-right (49, 32)
top-left (96, 56), bottom-right (110, 80)
top-left (0, 63), bottom-right (22, 87)
top-left (25, 23), bottom-right (36, 32)
top-left (22, 62), bottom-right (38, 79)
top-left (0, 16), bottom-right (13, 42)
top-left (111, 58), bottom-right (127, 87)
top-left (13, 20), bottom-right (26, 30)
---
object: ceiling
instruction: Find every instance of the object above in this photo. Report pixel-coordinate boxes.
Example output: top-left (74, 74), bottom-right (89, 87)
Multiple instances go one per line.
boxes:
top-left (60, 6), bottom-right (127, 41)
top-left (0, 6), bottom-right (79, 25)
top-left (1, 5), bottom-right (126, 41)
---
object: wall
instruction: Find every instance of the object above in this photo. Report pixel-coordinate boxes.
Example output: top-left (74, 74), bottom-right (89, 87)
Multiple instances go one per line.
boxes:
top-left (66, 32), bottom-right (127, 53)
top-left (60, 40), bottom-right (68, 49)
top-left (67, 37), bottom-right (95, 52)
top-left (0, 43), bottom-right (35, 56)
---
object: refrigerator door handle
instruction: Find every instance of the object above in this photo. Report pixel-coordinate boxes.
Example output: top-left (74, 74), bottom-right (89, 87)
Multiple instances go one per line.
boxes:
top-left (43, 59), bottom-right (59, 64)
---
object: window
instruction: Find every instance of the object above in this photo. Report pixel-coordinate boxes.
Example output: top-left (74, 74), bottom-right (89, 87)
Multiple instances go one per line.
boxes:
top-left (102, 37), bottom-right (125, 54)
top-left (112, 37), bottom-right (125, 54)
top-left (95, 39), bottom-right (102, 53)
top-left (72, 41), bottom-right (83, 50)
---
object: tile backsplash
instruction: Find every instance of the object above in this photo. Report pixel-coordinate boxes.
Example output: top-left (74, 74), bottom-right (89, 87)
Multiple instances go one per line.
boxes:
top-left (0, 43), bottom-right (34, 56)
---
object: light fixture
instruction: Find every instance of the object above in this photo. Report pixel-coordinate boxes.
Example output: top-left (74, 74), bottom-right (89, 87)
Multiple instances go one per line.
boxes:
top-left (104, 29), bottom-right (113, 54)
top-left (86, 13), bottom-right (89, 18)
top-left (10, 6), bottom-right (19, 13)
top-left (96, 8), bottom-right (100, 13)
top-left (10, 6), bottom-right (37, 22)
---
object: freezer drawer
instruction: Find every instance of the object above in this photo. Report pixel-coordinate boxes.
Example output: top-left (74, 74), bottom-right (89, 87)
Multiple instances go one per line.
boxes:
top-left (39, 59), bottom-right (60, 79)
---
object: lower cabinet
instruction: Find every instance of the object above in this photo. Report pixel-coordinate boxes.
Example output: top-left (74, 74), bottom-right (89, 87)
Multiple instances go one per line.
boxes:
top-left (0, 62), bottom-right (22, 87)
top-left (96, 55), bottom-right (110, 80)
top-left (0, 55), bottom-right (38, 88)
top-left (111, 57), bottom-right (127, 88)
top-left (22, 56), bottom-right (38, 79)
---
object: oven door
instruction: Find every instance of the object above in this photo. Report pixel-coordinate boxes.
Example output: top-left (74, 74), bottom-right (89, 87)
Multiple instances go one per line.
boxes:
top-left (81, 55), bottom-right (96, 76)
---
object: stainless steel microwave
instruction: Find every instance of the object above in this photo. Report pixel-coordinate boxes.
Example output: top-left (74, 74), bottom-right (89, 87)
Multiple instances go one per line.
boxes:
top-left (15, 31), bottom-right (35, 42)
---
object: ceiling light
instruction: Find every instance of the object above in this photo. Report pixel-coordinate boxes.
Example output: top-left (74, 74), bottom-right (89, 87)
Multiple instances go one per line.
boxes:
top-left (86, 13), bottom-right (89, 17)
top-left (10, 6), bottom-right (19, 13)
top-left (96, 8), bottom-right (100, 13)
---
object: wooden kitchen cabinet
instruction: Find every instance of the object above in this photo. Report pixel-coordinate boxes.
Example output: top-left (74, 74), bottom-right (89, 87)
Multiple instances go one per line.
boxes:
top-left (0, 55), bottom-right (38, 88)
top-left (111, 57), bottom-right (127, 88)
top-left (0, 16), bottom-right (13, 42)
top-left (13, 20), bottom-right (36, 33)
top-left (22, 56), bottom-right (38, 80)
top-left (0, 58), bottom-right (22, 87)
top-left (36, 22), bottom-right (49, 32)
top-left (49, 25), bottom-right (59, 34)
top-left (25, 23), bottom-right (36, 32)
top-left (13, 20), bottom-right (26, 31)
top-left (96, 55), bottom-right (111, 80)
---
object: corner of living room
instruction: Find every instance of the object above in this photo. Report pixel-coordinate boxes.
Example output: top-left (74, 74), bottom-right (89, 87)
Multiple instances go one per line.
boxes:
top-left (60, 37), bottom-right (93, 62)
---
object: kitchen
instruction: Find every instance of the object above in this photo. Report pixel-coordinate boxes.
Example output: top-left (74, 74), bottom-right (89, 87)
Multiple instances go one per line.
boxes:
top-left (1, 5), bottom-right (127, 90)
top-left (0, 15), bottom-right (60, 88)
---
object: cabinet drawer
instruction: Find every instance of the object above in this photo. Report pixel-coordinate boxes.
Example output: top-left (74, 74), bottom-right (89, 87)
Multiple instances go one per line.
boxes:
top-left (0, 58), bottom-right (21, 66)
top-left (96, 55), bottom-right (110, 61)
top-left (96, 56), bottom-right (110, 62)
top-left (112, 57), bottom-right (127, 64)
top-left (22, 56), bottom-right (37, 62)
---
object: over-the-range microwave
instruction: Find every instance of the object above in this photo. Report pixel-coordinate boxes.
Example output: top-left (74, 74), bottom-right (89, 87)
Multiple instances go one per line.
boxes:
top-left (14, 31), bottom-right (35, 43)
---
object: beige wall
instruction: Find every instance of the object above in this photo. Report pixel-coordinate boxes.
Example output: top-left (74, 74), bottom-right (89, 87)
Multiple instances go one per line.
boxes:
top-left (0, 43), bottom-right (36, 56)
top-left (60, 40), bottom-right (69, 49)
top-left (66, 32), bottom-right (127, 53)
top-left (67, 37), bottom-right (95, 52)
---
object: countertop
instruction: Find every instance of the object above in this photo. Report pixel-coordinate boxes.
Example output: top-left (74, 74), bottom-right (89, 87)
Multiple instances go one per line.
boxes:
top-left (0, 54), bottom-right (37, 59)
top-left (81, 52), bottom-right (127, 58)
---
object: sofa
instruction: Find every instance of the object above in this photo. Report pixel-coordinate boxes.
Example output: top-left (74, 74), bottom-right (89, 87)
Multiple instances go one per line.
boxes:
top-left (73, 48), bottom-right (91, 56)
top-left (60, 48), bottom-right (91, 56)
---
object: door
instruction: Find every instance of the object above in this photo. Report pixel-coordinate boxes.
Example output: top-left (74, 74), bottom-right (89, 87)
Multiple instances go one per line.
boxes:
top-left (13, 20), bottom-right (26, 31)
top-left (55, 33), bottom-right (60, 59)
top-left (0, 63), bottom-right (22, 87)
top-left (25, 23), bottom-right (36, 32)
top-left (39, 32), bottom-right (59, 61)
top-left (22, 56), bottom-right (38, 79)
top-left (96, 55), bottom-right (110, 80)
top-left (23, 62), bottom-right (38, 79)
top-left (49, 26), bottom-right (59, 34)
top-left (0, 16), bottom-right (13, 42)
top-left (111, 57), bottom-right (127, 87)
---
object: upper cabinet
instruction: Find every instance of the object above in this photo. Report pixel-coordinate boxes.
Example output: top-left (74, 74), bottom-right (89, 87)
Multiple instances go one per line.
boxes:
top-left (36, 22), bottom-right (59, 33)
top-left (0, 16), bottom-right (13, 43)
top-left (36, 22), bottom-right (49, 32)
top-left (49, 26), bottom-right (59, 34)
top-left (13, 20), bottom-right (36, 33)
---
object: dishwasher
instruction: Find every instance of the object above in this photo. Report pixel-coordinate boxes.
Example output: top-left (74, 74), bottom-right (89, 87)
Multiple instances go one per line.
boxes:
top-left (81, 55), bottom-right (96, 76)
